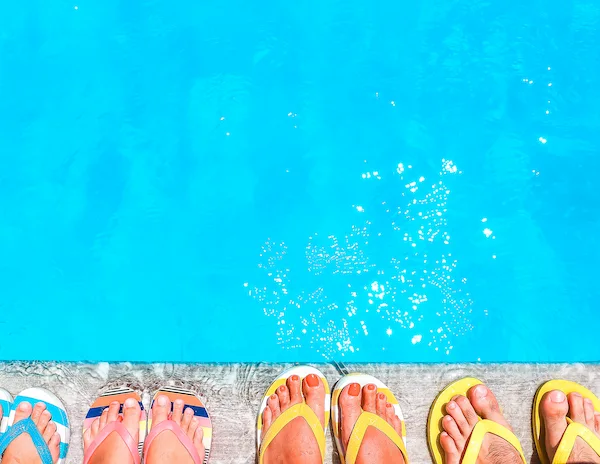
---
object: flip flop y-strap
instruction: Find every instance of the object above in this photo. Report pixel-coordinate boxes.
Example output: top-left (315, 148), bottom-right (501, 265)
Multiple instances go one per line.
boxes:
top-left (259, 402), bottom-right (326, 464)
top-left (461, 419), bottom-right (526, 464)
top-left (345, 411), bottom-right (408, 464)
top-left (144, 420), bottom-right (203, 464)
top-left (83, 422), bottom-right (140, 464)
top-left (552, 418), bottom-right (600, 464)
top-left (0, 418), bottom-right (54, 464)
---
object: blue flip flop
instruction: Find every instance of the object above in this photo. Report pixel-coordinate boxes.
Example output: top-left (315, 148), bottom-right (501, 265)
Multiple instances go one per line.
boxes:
top-left (0, 388), bottom-right (14, 437)
top-left (0, 388), bottom-right (70, 464)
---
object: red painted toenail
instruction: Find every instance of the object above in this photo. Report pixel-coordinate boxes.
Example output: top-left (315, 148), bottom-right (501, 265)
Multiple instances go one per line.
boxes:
top-left (291, 375), bottom-right (299, 381)
top-left (367, 384), bottom-right (376, 391)
top-left (306, 374), bottom-right (319, 387)
top-left (379, 393), bottom-right (386, 400)
top-left (271, 394), bottom-right (277, 400)
top-left (349, 383), bottom-right (360, 396)
top-left (279, 386), bottom-right (286, 392)
top-left (386, 403), bottom-right (391, 408)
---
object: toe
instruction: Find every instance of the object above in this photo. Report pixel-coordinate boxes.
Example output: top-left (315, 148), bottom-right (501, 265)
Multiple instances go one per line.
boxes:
top-left (442, 415), bottom-right (466, 450)
top-left (48, 432), bottom-right (61, 463)
top-left (261, 407), bottom-right (273, 438)
top-left (91, 417), bottom-right (100, 436)
top-left (43, 421), bottom-right (57, 441)
top-left (385, 402), bottom-right (395, 425)
top-left (83, 427), bottom-right (93, 447)
top-left (188, 417), bottom-right (200, 440)
top-left (181, 408), bottom-right (194, 432)
top-left (392, 415), bottom-right (402, 436)
top-left (339, 383), bottom-right (362, 451)
top-left (454, 395), bottom-right (479, 427)
top-left (446, 400), bottom-right (472, 436)
top-left (193, 425), bottom-right (205, 452)
top-left (583, 398), bottom-right (595, 428)
top-left (276, 385), bottom-right (290, 410)
top-left (106, 401), bottom-right (120, 424)
top-left (540, 390), bottom-right (569, 461)
top-left (122, 397), bottom-right (141, 437)
top-left (14, 401), bottom-right (33, 423)
top-left (268, 394), bottom-right (281, 416)
top-left (568, 393), bottom-right (586, 423)
top-left (467, 385), bottom-right (512, 429)
top-left (362, 384), bottom-right (377, 413)
top-left (440, 431), bottom-right (461, 464)
top-left (376, 392), bottom-right (387, 419)
top-left (152, 395), bottom-right (171, 425)
top-left (37, 410), bottom-right (52, 433)
top-left (172, 399), bottom-right (185, 424)
top-left (303, 374), bottom-right (326, 427)
top-left (287, 375), bottom-right (302, 405)
top-left (595, 413), bottom-right (600, 434)
top-left (99, 408), bottom-right (109, 428)
top-left (31, 402), bottom-right (47, 425)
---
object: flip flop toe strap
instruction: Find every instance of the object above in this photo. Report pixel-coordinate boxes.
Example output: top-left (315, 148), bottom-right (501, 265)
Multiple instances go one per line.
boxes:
top-left (144, 420), bottom-right (203, 464)
top-left (462, 419), bottom-right (526, 464)
top-left (0, 418), bottom-right (54, 464)
top-left (83, 421), bottom-right (140, 464)
top-left (345, 411), bottom-right (408, 464)
top-left (259, 403), bottom-right (325, 464)
top-left (553, 419), bottom-right (600, 464)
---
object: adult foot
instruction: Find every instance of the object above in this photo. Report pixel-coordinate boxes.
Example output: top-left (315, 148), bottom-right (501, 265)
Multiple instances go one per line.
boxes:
top-left (540, 390), bottom-right (600, 463)
top-left (84, 398), bottom-right (141, 464)
top-left (440, 384), bottom-right (522, 464)
top-left (338, 383), bottom-right (405, 464)
top-left (2, 401), bottom-right (61, 464)
top-left (261, 374), bottom-right (325, 464)
top-left (145, 395), bottom-right (205, 464)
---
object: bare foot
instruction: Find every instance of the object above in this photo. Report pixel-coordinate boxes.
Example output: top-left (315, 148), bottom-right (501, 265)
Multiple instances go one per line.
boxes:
top-left (338, 383), bottom-right (405, 464)
top-left (2, 401), bottom-right (61, 464)
top-left (84, 398), bottom-right (141, 464)
top-left (145, 395), bottom-right (205, 464)
top-left (439, 384), bottom-right (522, 464)
top-left (261, 374), bottom-right (325, 464)
top-left (540, 390), bottom-right (600, 463)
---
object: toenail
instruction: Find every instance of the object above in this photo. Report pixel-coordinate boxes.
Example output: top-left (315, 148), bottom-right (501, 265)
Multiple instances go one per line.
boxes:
top-left (192, 418), bottom-right (198, 424)
top-left (585, 398), bottom-right (593, 406)
top-left (124, 398), bottom-right (137, 408)
top-left (550, 390), bottom-right (566, 403)
top-left (474, 385), bottom-right (488, 398)
top-left (386, 402), bottom-right (391, 408)
top-left (367, 384), bottom-right (376, 391)
top-left (19, 403), bottom-right (29, 411)
top-left (279, 386), bottom-right (286, 393)
top-left (572, 392), bottom-right (582, 398)
top-left (379, 393), bottom-right (386, 400)
top-left (271, 394), bottom-right (277, 400)
top-left (185, 407), bottom-right (193, 414)
top-left (291, 375), bottom-right (299, 381)
top-left (306, 374), bottom-right (319, 387)
top-left (157, 395), bottom-right (168, 406)
top-left (349, 383), bottom-right (360, 396)
top-left (176, 399), bottom-right (184, 406)
top-left (447, 401), bottom-right (456, 410)
top-left (441, 431), bottom-right (449, 438)
top-left (444, 415), bottom-right (453, 422)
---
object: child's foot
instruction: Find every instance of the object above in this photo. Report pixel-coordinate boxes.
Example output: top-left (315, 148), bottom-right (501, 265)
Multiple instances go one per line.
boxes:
top-left (338, 383), bottom-right (405, 464)
top-left (144, 395), bottom-right (205, 464)
top-left (439, 384), bottom-right (523, 464)
top-left (84, 398), bottom-right (141, 464)
top-left (2, 401), bottom-right (61, 464)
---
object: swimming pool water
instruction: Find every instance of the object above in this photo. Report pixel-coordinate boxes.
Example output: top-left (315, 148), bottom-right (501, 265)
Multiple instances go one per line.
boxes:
top-left (1, 0), bottom-right (599, 363)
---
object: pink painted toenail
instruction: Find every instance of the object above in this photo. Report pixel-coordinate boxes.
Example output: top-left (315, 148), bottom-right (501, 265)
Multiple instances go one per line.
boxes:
top-left (550, 391), bottom-right (566, 403)
top-left (124, 398), bottom-right (137, 408)
top-left (157, 395), bottom-right (168, 406)
top-left (306, 374), bottom-right (319, 387)
top-left (291, 375), bottom-right (299, 381)
top-left (474, 385), bottom-right (488, 398)
top-left (349, 384), bottom-right (360, 396)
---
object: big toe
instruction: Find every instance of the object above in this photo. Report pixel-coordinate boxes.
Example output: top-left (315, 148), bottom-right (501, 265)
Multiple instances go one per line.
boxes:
top-left (540, 390), bottom-right (569, 459)
top-left (467, 384), bottom-right (512, 429)
top-left (152, 395), bottom-right (171, 425)
top-left (122, 397), bottom-right (142, 437)
top-left (339, 383), bottom-right (362, 451)
top-left (14, 401), bottom-right (33, 423)
top-left (303, 374), bottom-right (326, 427)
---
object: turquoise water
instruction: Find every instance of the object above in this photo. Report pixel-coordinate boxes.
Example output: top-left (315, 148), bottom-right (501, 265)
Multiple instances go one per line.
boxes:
top-left (0, 0), bottom-right (599, 363)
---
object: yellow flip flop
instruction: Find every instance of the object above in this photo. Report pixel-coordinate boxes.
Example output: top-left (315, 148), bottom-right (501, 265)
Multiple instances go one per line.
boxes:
top-left (533, 379), bottom-right (600, 464)
top-left (256, 366), bottom-right (330, 464)
top-left (331, 373), bottom-right (409, 464)
top-left (428, 377), bottom-right (526, 464)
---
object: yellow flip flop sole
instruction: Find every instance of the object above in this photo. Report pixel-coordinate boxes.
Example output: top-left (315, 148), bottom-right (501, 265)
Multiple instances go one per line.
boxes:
top-left (533, 379), bottom-right (600, 464)
top-left (428, 377), bottom-right (526, 464)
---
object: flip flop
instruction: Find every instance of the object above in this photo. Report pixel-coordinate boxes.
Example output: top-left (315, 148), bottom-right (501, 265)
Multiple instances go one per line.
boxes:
top-left (427, 377), bottom-right (526, 464)
top-left (256, 366), bottom-right (330, 464)
top-left (0, 388), bottom-right (13, 436)
top-left (533, 379), bottom-right (600, 464)
top-left (0, 387), bottom-right (70, 464)
top-left (331, 373), bottom-right (408, 464)
top-left (144, 386), bottom-right (212, 464)
top-left (83, 386), bottom-right (147, 464)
